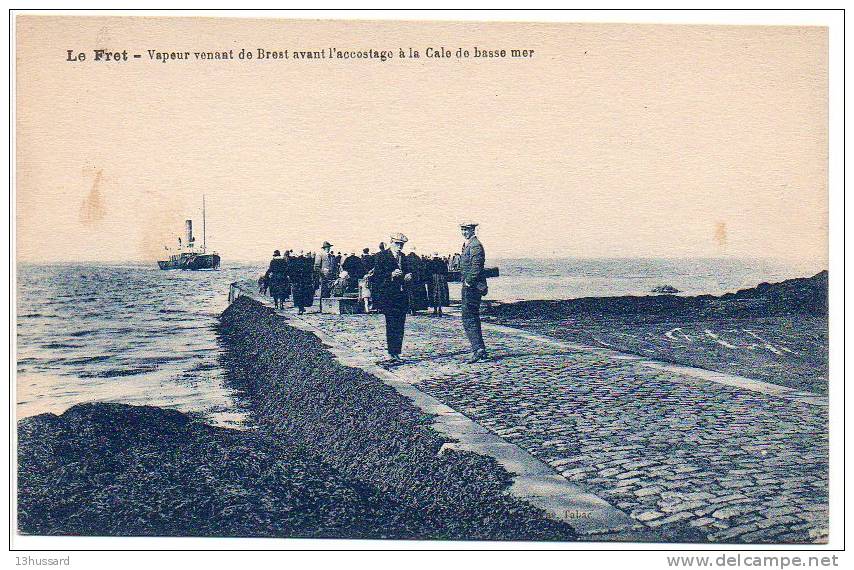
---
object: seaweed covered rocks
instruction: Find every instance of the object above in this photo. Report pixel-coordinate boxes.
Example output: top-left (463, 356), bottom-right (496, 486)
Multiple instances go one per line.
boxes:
top-left (488, 271), bottom-right (828, 321)
top-left (17, 402), bottom-right (425, 538)
top-left (217, 296), bottom-right (576, 541)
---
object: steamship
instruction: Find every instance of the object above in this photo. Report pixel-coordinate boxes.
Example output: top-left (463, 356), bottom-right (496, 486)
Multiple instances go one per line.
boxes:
top-left (158, 197), bottom-right (221, 271)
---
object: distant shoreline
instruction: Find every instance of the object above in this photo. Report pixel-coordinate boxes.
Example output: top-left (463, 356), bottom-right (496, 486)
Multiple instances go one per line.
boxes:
top-left (486, 271), bottom-right (828, 394)
top-left (488, 270), bottom-right (828, 316)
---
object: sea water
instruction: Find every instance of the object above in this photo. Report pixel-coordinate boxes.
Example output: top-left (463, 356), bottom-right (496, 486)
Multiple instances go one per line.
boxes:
top-left (15, 258), bottom-right (819, 426)
top-left (477, 257), bottom-right (817, 302)
top-left (16, 263), bottom-right (257, 428)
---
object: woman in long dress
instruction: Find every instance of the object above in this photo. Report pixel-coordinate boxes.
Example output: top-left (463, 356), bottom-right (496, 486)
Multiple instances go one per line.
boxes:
top-left (429, 253), bottom-right (449, 315)
top-left (265, 250), bottom-right (290, 310)
top-left (290, 252), bottom-right (315, 314)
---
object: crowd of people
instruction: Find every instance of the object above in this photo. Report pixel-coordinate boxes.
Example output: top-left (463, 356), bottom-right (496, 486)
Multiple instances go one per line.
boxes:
top-left (261, 241), bottom-right (458, 316)
top-left (260, 250), bottom-right (317, 313)
top-left (260, 222), bottom-right (489, 365)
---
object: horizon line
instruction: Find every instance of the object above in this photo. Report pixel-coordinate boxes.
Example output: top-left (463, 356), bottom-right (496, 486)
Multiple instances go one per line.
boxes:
top-left (15, 254), bottom-right (827, 266)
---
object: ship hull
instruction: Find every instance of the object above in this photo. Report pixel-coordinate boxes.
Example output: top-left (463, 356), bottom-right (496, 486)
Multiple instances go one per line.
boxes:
top-left (158, 253), bottom-right (221, 271)
top-left (186, 253), bottom-right (221, 270)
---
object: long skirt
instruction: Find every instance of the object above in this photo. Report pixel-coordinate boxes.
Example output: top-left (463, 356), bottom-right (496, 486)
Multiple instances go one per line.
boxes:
top-left (429, 274), bottom-right (450, 307)
top-left (269, 274), bottom-right (290, 301)
top-left (292, 281), bottom-right (314, 308)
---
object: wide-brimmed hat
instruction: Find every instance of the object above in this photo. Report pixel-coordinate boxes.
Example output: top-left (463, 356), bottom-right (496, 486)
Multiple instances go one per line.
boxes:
top-left (273, 249), bottom-right (281, 257)
top-left (389, 232), bottom-right (408, 244)
top-left (321, 241), bottom-right (333, 249)
top-left (459, 221), bottom-right (479, 228)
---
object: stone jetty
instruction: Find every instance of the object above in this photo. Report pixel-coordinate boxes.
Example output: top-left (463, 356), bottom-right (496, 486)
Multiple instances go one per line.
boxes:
top-left (228, 280), bottom-right (828, 544)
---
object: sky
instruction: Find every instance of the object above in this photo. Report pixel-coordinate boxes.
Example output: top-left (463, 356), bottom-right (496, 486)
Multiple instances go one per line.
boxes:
top-left (16, 17), bottom-right (828, 272)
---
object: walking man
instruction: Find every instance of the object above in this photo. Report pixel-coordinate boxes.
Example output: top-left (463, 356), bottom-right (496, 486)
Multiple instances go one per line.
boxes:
top-left (370, 233), bottom-right (412, 364)
top-left (459, 222), bottom-right (489, 362)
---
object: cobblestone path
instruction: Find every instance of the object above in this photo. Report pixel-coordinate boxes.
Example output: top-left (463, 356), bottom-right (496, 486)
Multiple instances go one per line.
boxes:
top-left (291, 309), bottom-right (828, 544)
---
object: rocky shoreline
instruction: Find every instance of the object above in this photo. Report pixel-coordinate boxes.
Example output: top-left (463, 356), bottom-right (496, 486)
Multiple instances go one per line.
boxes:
top-left (18, 403), bottom-right (424, 538)
top-left (488, 271), bottom-right (827, 321)
top-left (17, 295), bottom-right (576, 540)
top-left (215, 296), bottom-right (576, 540)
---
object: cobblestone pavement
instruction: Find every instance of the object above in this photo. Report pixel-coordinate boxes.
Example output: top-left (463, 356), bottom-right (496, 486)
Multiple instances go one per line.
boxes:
top-left (290, 309), bottom-right (828, 544)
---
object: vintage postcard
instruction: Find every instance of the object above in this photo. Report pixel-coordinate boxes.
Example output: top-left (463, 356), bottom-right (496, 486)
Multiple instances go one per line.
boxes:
top-left (12, 12), bottom-right (836, 552)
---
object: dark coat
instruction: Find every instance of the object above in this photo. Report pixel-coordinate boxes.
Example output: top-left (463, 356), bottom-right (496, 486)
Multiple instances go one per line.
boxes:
top-left (430, 257), bottom-right (449, 277)
top-left (265, 257), bottom-right (290, 299)
top-left (460, 236), bottom-right (486, 288)
top-left (406, 252), bottom-right (428, 311)
top-left (341, 254), bottom-right (365, 281)
top-left (371, 249), bottom-right (411, 314)
top-left (288, 255), bottom-right (315, 307)
top-left (265, 257), bottom-right (288, 278)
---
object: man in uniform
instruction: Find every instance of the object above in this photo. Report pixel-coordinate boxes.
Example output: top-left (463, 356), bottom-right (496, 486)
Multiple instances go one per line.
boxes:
top-left (370, 233), bottom-right (413, 364)
top-left (459, 222), bottom-right (489, 362)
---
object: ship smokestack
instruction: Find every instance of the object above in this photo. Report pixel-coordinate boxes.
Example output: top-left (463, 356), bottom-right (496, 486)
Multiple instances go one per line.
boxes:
top-left (185, 220), bottom-right (194, 248)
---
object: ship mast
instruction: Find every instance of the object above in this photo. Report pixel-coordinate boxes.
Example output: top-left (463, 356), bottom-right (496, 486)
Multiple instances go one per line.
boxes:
top-left (202, 195), bottom-right (206, 253)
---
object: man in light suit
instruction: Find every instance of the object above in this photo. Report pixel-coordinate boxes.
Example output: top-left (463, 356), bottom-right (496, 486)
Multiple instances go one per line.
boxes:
top-left (314, 241), bottom-right (338, 299)
top-left (459, 222), bottom-right (489, 362)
